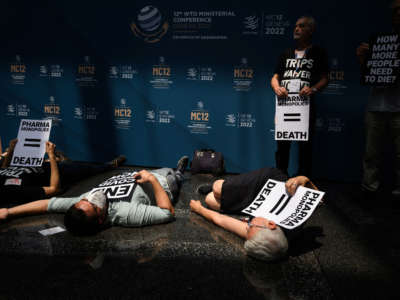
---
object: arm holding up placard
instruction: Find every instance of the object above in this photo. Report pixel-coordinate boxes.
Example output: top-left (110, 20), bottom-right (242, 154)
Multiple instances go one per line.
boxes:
top-left (42, 141), bottom-right (61, 196)
top-left (1, 138), bottom-right (17, 168)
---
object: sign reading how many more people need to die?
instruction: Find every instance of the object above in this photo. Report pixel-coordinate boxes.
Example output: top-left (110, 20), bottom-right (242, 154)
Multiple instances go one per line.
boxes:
top-left (362, 33), bottom-right (400, 86)
top-left (11, 119), bottom-right (52, 167)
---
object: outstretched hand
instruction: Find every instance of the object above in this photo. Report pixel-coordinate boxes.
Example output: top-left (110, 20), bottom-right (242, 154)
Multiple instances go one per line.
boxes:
top-left (190, 200), bottom-right (203, 213)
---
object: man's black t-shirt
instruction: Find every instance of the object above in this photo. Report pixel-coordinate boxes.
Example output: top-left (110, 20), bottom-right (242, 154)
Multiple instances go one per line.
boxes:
top-left (220, 167), bottom-right (288, 213)
top-left (0, 164), bottom-right (50, 201)
top-left (274, 45), bottom-right (329, 92)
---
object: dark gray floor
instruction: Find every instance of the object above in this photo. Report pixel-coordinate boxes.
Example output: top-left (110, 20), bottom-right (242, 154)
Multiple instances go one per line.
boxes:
top-left (0, 167), bottom-right (399, 299)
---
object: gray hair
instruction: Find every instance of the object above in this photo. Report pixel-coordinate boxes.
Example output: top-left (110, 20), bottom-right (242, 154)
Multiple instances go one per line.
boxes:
top-left (244, 227), bottom-right (288, 261)
top-left (298, 16), bottom-right (316, 32)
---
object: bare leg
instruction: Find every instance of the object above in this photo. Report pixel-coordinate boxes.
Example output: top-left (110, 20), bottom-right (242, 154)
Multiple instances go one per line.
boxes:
top-left (205, 180), bottom-right (224, 210)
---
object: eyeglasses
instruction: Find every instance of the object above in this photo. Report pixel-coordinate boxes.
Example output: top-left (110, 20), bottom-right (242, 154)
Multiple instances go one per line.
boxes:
top-left (241, 217), bottom-right (277, 230)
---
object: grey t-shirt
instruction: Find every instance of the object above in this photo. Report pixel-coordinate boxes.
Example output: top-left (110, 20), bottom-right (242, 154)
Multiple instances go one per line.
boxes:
top-left (47, 172), bottom-right (174, 227)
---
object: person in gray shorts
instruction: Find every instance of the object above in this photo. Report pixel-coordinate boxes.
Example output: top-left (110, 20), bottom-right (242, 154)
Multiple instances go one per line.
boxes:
top-left (0, 156), bottom-right (188, 235)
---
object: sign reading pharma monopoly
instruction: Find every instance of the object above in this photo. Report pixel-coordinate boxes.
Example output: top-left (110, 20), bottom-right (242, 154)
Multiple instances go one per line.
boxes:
top-left (242, 179), bottom-right (324, 229)
top-left (275, 79), bottom-right (310, 141)
top-left (11, 119), bottom-right (52, 167)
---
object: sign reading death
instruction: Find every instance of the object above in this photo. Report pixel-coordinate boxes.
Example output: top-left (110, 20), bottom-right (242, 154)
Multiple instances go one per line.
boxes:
top-left (11, 119), bottom-right (52, 167)
top-left (275, 93), bottom-right (310, 141)
top-left (242, 179), bottom-right (324, 229)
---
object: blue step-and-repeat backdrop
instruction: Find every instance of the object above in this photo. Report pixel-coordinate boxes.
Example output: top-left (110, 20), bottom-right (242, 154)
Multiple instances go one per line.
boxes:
top-left (0, 0), bottom-right (392, 181)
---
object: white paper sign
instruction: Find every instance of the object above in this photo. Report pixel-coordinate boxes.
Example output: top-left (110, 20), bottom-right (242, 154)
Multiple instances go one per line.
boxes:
top-left (275, 94), bottom-right (310, 141)
top-left (287, 79), bottom-right (301, 93)
top-left (39, 226), bottom-right (66, 236)
top-left (11, 119), bottom-right (52, 167)
top-left (88, 172), bottom-right (137, 202)
top-left (242, 179), bottom-right (324, 229)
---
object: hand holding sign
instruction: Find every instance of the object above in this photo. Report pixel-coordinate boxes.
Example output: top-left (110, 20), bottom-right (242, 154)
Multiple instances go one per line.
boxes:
top-left (11, 119), bottom-right (52, 167)
top-left (45, 141), bottom-right (56, 158)
top-left (361, 33), bottom-right (400, 86)
top-left (285, 176), bottom-right (311, 195)
top-left (274, 86), bottom-right (289, 98)
top-left (134, 170), bottom-right (155, 184)
top-left (242, 179), bottom-right (324, 229)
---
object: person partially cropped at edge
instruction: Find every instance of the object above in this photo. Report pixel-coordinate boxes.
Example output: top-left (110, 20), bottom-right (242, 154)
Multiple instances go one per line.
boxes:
top-left (0, 138), bottom-right (126, 202)
top-left (356, 0), bottom-right (400, 201)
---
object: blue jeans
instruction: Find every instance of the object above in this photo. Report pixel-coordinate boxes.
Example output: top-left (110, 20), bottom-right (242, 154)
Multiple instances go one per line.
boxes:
top-left (152, 168), bottom-right (183, 202)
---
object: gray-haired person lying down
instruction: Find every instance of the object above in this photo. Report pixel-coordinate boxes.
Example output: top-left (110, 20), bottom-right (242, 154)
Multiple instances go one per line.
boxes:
top-left (191, 167), bottom-right (319, 261)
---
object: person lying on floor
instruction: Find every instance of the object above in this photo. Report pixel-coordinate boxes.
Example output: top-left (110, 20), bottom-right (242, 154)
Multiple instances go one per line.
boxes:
top-left (0, 138), bottom-right (126, 202)
top-left (0, 156), bottom-right (189, 235)
top-left (190, 167), bottom-right (319, 261)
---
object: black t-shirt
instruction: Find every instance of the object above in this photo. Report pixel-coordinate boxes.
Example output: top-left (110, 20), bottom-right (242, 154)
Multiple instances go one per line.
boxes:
top-left (274, 45), bottom-right (329, 91)
top-left (220, 167), bottom-right (288, 214)
top-left (0, 164), bottom-right (50, 201)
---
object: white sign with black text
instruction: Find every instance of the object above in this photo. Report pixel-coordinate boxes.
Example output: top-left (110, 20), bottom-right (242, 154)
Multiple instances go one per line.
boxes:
top-left (242, 179), bottom-right (324, 229)
top-left (11, 119), bottom-right (52, 167)
top-left (88, 172), bottom-right (137, 202)
top-left (275, 93), bottom-right (310, 141)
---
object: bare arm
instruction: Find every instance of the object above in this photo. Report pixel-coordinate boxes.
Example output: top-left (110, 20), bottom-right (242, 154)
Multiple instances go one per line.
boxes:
top-left (190, 200), bottom-right (247, 239)
top-left (134, 170), bottom-right (174, 215)
top-left (1, 139), bottom-right (17, 168)
top-left (42, 142), bottom-right (61, 196)
top-left (270, 74), bottom-right (288, 98)
top-left (0, 199), bottom-right (50, 222)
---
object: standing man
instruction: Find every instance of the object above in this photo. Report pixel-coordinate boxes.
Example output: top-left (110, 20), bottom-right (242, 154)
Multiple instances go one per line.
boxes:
top-left (271, 16), bottom-right (329, 176)
top-left (357, 0), bottom-right (400, 201)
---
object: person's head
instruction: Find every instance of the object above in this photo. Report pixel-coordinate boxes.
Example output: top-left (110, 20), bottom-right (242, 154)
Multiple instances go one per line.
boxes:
top-left (392, 0), bottom-right (400, 32)
top-left (64, 191), bottom-right (108, 236)
top-left (293, 16), bottom-right (315, 44)
top-left (243, 217), bottom-right (288, 261)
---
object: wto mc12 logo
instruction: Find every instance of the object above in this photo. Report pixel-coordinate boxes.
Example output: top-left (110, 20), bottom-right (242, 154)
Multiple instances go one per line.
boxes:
top-left (130, 6), bottom-right (169, 43)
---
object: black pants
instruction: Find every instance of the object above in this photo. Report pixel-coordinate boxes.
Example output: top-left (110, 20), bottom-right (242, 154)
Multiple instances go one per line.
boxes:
top-left (275, 112), bottom-right (315, 177)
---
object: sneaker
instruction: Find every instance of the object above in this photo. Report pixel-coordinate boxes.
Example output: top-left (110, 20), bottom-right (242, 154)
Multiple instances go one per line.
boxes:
top-left (197, 184), bottom-right (213, 195)
top-left (176, 156), bottom-right (189, 174)
top-left (108, 155), bottom-right (126, 168)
